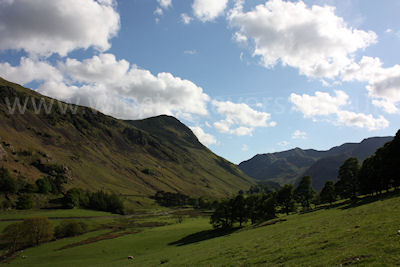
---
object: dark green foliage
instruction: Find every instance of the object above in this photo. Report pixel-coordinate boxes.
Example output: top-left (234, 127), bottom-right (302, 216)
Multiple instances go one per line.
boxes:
top-left (211, 192), bottom-right (277, 229)
top-left (2, 217), bottom-right (54, 251)
top-left (319, 181), bottom-right (336, 205)
top-left (36, 177), bottom-right (52, 194)
top-left (210, 200), bottom-right (233, 229)
top-left (359, 130), bottom-right (400, 195)
top-left (22, 217), bottom-right (54, 246)
top-left (35, 175), bottom-right (67, 195)
top-left (0, 167), bottom-right (17, 195)
top-left (87, 190), bottom-right (124, 214)
top-left (247, 183), bottom-right (278, 195)
top-left (16, 194), bottom-right (33, 210)
top-left (335, 158), bottom-right (360, 199)
top-left (232, 194), bottom-right (247, 226)
top-left (2, 222), bottom-right (24, 252)
top-left (245, 195), bottom-right (260, 224)
top-left (257, 193), bottom-right (277, 220)
top-left (55, 220), bottom-right (88, 238)
top-left (277, 184), bottom-right (295, 215)
top-left (62, 188), bottom-right (88, 209)
top-left (295, 176), bottom-right (316, 209)
top-left (154, 191), bottom-right (190, 207)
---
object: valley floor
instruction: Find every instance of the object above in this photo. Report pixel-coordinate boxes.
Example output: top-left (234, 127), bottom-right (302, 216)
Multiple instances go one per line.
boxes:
top-left (2, 194), bottom-right (400, 266)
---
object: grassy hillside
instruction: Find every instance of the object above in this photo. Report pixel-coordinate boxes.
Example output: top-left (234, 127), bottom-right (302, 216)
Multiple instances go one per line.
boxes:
top-left (4, 193), bottom-right (400, 266)
top-left (0, 77), bottom-right (254, 197)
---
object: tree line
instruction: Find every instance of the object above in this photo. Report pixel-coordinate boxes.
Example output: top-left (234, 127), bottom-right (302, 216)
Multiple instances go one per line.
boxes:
top-left (211, 130), bottom-right (400, 229)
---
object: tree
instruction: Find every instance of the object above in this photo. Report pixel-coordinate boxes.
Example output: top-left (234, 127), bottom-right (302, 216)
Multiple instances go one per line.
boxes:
top-left (277, 184), bottom-right (295, 215)
top-left (63, 188), bottom-right (88, 209)
top-left (232, 194), bottom-right (247, 226)
top-left (210, 200), bottom-right (233, 229)
top-left (0, 167), bottom-right (16, 197)
top-left (295, 176), bottom-right (316, 209)
top-left (257, 193), bottom-right (277, 220)
top-left (2, 222), bottom-right (24, 252)
top-left (336, 157), bottom-right (360, 199)
top-left (22, 217), bottom-right (54, 246)
top-left (319, 181), bottom-right (336, 205)
top-left (245, 195), bottom-right (260, 224)
top-left (36, 177), bottom-right (52, 194)
top-left (55, 220), bottom-right (87, 238)
top-left (16, 194), bottom-right (33, 210)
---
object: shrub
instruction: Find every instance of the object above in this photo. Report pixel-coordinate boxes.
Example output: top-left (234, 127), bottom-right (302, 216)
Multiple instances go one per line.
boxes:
top-left (16, 194), bottom-right (33, 210)
top-left (55, 220), bottom-right (88, 238)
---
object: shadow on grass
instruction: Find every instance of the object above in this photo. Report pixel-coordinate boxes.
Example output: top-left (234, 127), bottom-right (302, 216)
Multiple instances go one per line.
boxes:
top-left (340, 189), bottom-right (400, 210)
top-left (168, 227), bottom-right (241, 246)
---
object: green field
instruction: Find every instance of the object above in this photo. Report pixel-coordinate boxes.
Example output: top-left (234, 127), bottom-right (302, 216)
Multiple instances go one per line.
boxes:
top-left (2, 194), bottom-right (399, 266)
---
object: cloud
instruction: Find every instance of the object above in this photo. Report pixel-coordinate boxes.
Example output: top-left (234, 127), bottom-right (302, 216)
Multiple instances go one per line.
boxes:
top-left (277, 141), bottom-right (289, 147)
top-left (241, 144), bottom-right (249, 151)
top-left (292, 130), bottom-right (307, 139)
top-left (289, 90), bottom-right (349, 117)
top-left (0, 0), bottom-right (120, 57)
top-left (193, 0), bottom-right (229, 22)
top-left (212, 100), bottom-right (275, 136)
top-left (157, 0), bottom-right (172, 9)
top-left (289, 90), bottom-right (389, 131)
top-left (336, 110), bottom-right (389, 131)
top-left (342, 56), bottom-right (400, 113)
top-left (228, 0), bottom-right (376, 78)
top-left (0, 57), bottom-right (63, 85)
top-left (181, 13), bottom-right (193, 24)
top-left (189, 126), bottom-right (217, 146)
top-left (0, 53), bottom-right (211, 120)
top-left (184, 50), bottom-right (197, 55)
top-left (154, 7), bottom-right (163, 16)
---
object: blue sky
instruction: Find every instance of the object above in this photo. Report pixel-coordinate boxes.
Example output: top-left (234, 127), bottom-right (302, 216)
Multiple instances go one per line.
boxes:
top-left (0, 0), bottom-right (399, 164)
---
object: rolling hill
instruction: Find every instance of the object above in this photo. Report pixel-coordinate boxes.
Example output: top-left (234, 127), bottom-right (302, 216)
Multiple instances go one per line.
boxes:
top-left (0, 77), bottom-right (254, 197)
top-left (239, 136), bottom-right (393, 191)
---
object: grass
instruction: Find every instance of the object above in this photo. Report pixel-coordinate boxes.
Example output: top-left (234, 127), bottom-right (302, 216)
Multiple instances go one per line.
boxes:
top-left (3, 194), bottom-right (400, 266)
top-left (0, 209), bottom-right (116, 220)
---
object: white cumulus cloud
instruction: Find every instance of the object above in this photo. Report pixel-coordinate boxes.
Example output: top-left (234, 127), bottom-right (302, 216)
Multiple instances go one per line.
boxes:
top-left (0, 54), bottom-right (211, 120)
top-left (228, 0), bottom-right (376, 78)
top-left (193, 0), bottom-right (229, 22)
top-left (292, 130), bottom-right (307, 139)
top-left (189, 126), bottom-right (217, 146)
top-left (289, 90), bottom-right (389, 131)
top-left (0, 0), bottom-right (120, 57)
top-left (181, 13), bottom-right (193, 24)
top-left (289, 90), bottom-right (349, 117)
top-left (212, 100), bottom-right (275, 136)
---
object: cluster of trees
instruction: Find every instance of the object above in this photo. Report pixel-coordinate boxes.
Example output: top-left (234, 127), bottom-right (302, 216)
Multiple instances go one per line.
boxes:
top-left (153, 191), bottom-right (217, 210)
top-left (211, 193), bottom-right (277, 229)
top-left (1, 217), bottom-right (54, 253)
top-left (1, 217), bottom-right (88, 254)
top-left (55, 220), bottom-right (88, 239)
top-left (0, 166), bottom-right (124, 214)
top-left (210, 175), bottom-right (317, 229)
top-left (318, 130), bottom-right (400, 203)
top-left (359, 131), bottom-right (400, 195)
top-left (62, 188), bottom-right (124, 214)
top-left (0, 166), bottom-right (69, 210)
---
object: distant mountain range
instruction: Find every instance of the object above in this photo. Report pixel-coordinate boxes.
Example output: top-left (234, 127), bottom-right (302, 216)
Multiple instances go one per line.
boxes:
top-left (0, 77), bottom-right (254, 197)
top-left (238, 136), bottom-right (393, 191)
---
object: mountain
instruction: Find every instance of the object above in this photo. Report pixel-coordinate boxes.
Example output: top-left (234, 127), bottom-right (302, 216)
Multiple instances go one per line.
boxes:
top-left (239, 136), bottom-right (393, 191)
top-left (0, 77), bottom-right (254, 197)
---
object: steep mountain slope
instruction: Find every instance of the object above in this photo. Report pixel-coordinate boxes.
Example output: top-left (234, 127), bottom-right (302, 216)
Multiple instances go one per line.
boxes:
top-left (239, 137), bottom-right (393, 190)
top-left (0, 77), bottom-right (254, 197)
